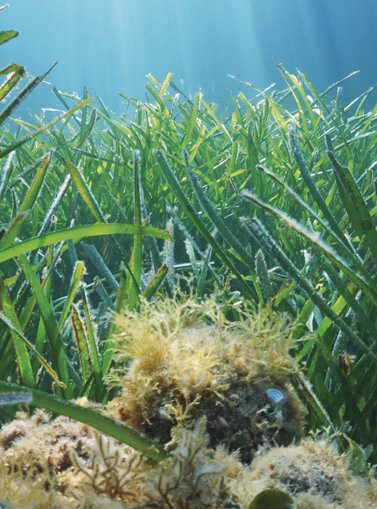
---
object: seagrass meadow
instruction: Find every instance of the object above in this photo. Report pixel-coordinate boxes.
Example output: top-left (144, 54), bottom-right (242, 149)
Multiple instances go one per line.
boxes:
top-left (1, 13), bottom-right (377, 506)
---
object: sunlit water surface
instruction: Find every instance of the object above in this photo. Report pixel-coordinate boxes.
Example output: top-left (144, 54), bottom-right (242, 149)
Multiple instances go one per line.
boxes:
top-left (2, 0), bottom-right (377, 116)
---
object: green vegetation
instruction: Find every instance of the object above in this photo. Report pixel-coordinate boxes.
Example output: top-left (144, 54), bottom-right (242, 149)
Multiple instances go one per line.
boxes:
top-left (249, 488), bottom-right (294, 509)
top-left (0, 15), bottom-right (376, 465)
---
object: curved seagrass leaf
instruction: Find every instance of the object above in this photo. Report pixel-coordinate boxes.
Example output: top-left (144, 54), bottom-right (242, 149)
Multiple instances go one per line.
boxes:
top-left (125, 150), bottom-right (143, 311)
top-left (0, 277), bottom-right (34, 388)
top-left (241, 189), bottom-right (377, 306)
top-left (288, 124), bottom-right (349, 246)
top-left (142, 263), bottom-right (169, 300)
top-left (255, 248), bottom-right (273, 302)
top-left (242, 217), bottom-right (377, 366)
top-left (64, 158), bottom-right (105, 221)
top-left (255, 164), bottom-right (358, 263)
top-left (0, 381), bottom-right (168, 463)
top-left (57, 260), bottom-right (86, 332)
top-left (249, 488), bottom-right (294, 509)
top-left (71, 304), bottom-right (92, 385)
top-left (0, 152), bottom-right (52, 250)
top-left (0, 95), bottom-right (91, 158)
top-left (77, 107), bottom-right (97, 147)
top-left (0, 223), bottom-right (171, 264)
top-left (327, 148), bottom-right (377, 266)
top-left (0, 62), bottom-right (57, 126)
top-left (17, 254), bottom-right (72, 397)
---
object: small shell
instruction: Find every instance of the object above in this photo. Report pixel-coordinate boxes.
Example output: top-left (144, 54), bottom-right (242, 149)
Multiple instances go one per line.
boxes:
top-left (266, 387), bottom-right (287, 405)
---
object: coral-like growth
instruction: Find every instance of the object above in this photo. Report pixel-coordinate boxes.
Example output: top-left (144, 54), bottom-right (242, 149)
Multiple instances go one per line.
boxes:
top-left (235, 438), bottom-right (377, 509)
top-left (72, 417), bottom-right (235, 508)
top-left (0, 410), bottom-right (239, 508)
top-left (0, 409), bottom-right (91, 477)
top-left (142, 417), bottom-right (235, 508)
top-left (107, 295), bottom-right (304, 463)
top-left (1, 408), bottom-right (376, 509)
top-left (0, 452), bottom-right (67, 509)
top-left (69, 432), bottom-right (146, 505)
top-left (0, 408), bottom-right (114, 508)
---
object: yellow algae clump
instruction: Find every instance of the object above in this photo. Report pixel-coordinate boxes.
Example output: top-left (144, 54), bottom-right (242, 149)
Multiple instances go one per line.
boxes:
top-left (107, 295), bottom-right (304, 463)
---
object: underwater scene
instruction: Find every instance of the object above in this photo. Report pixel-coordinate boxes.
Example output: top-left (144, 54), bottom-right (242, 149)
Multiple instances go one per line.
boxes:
top-left (0, 1), bottom-right (377, 507)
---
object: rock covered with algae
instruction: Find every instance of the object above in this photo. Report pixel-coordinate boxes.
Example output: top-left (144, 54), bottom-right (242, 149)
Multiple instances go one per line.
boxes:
top-left (240, 438), bottom-right (377, 509)
top-left (0, 295), bottom-right (376, 508)
top-left (107, 295), bottom-right (304, 464)
top-left (0, 410), bottom-right (237, 508)
top-left (0, 410), bottom-right (376, 508)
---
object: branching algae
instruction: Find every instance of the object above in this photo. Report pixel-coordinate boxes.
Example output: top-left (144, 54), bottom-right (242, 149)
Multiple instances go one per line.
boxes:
top-left (107, 295), bottom-right (304, 464)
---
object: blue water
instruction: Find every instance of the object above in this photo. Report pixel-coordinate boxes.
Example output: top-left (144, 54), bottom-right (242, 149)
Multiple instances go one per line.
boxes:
top-left (2, 0), bottom-right (377, 116)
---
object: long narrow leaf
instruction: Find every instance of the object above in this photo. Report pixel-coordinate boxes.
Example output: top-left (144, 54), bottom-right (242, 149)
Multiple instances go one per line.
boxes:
top-left (0, 380), bottom-right (168, 462)
top-left (0, 223), bottom-right (171, 264)
top-left (57, 260), bottom-right (86, 332)
top-left (143, 264), bottom-right (169, 300)
top-left (0, 151), bottom-right (14, 200)
top-left (155, 150), bottom-right (255, 301)
top-left (0, 152), bottom-right (51, 249)
top-left (71, 305), bottom-right (92, 385)
top-left (64, 159), bottom-right (105, 221)
top-left (289, 125), bottom-right (352, 248)
top-left (0, 310), bottom-right (65, 388)
top-left (243, 218), bottom-right (377, 364)
top-left (80, 285), bottom-right (102, 389)
top-left (183, 150), bottom-right (257, 278)
top-left (77, 108), bottom-right (97, 147)
top-left (0, 69), bottom-right (24, 101)
top-left (241, 189), bottom-right (377, 306)
top-left (0, 278), bottom-right (34, 387)
top-left (82, 242), bottom-right (119, 291)
top-left (125, 151), bottom-right (143, 310)
top-left (0, 62), bottom-right (57, 125)
top-left (255, 248), bottom-right (273, 302)
top-left (17, 254), bottom-right (72, 396)
top-left (101, 263), bottom-right (128, 376)
top-left (328, 149), bottom-right (377, 265)
top-left (39, 175), bottom-right (71, 235)
top-left (0, 96), bottom-right (92, 159)
top-left (0, 211), bottom-right (28, 249)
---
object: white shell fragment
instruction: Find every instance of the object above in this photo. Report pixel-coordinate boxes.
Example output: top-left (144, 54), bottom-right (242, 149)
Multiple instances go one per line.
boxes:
top-left (266, 387), bottom-right (287, 405)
